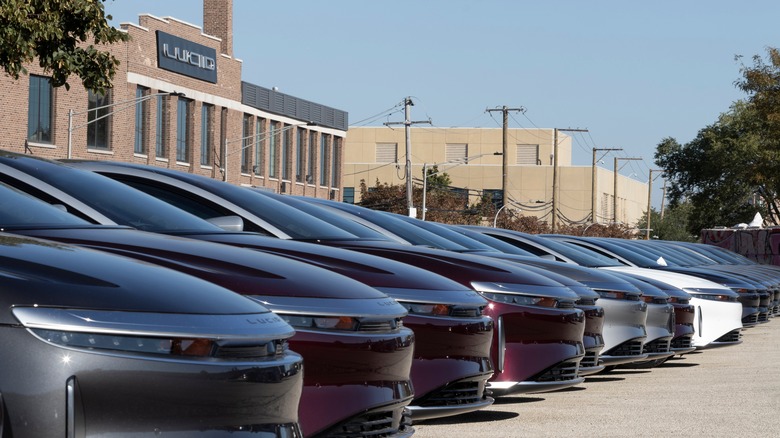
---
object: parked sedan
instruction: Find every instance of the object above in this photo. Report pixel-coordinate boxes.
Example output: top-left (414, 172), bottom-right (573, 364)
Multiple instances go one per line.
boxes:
top-left (8, 155), bottom-right (496, 422)
top-left (546, 236), bottom-right (745, 349)
top-left (68, 160), bottom-right (588, 396)
top-left (0, 155), bottom-right (414, 438)
top-left (0, 188), bottom-right (304, 436)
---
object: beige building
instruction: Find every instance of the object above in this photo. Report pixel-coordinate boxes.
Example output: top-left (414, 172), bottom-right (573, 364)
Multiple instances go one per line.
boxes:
top-left (342, 127), bottom-right (649, 227)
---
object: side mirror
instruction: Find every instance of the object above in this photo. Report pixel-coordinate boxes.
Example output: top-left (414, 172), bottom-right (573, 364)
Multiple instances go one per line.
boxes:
top-left (206, 215), bottom-right (244, 232)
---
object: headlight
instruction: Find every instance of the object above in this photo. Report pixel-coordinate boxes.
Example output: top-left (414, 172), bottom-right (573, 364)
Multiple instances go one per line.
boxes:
top-left (399, 302), bottom-right (485, 317)
top-left (14, 307), bottom-right (295, 360)
top-left (481, 291), bottom-right (559, 308)
top-left (31, 329), bottom-right (224, 357)
top-left (690, 293), bottom-right (738, 302)
top-left (595, 290), bottom-right (641, 301)
top-left (280, 314), bottom-right (402, 332)
top-left (642, 296), bottom-right (670, 304)
top-left (668, 297), bottom-right (690, 305)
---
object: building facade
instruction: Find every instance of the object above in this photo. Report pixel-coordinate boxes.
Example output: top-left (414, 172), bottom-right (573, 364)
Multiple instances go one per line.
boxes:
top-left (0, 0), bottom-right (347, 199)
top-left (342, 127), bottom-right (649, 227)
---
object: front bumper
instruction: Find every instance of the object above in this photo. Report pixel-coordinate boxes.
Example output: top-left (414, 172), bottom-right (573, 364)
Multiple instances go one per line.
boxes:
top-left (1, 326), bottom-right (304, 437)
top-left (483, 301), bottom-right (586, 395)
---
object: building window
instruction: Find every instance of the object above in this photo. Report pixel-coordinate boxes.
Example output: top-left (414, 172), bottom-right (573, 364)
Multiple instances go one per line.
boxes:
top-left (517, 144), bottom-right (540, 165)
top-left (376, 143), bottom-right (397, 163)
top-left (307, 131), bottom-right (317, 184)
top-left (176, 98), bottom-right (190, 162)
top-left (155, 95), bottom-right (167, 157)
top-left (295, 127), bottom-right (305, 183)
top-left (200, 104), bottom-right (213, 166)
top-left (343, 187), bottom-right (355, 204)
top-left (484, 189), bottom-right (504, 209)
top-left (319, 134), bottom-right (330, 186)
top-left (269, 121), bottom-right (278, 178)
top-left (87, 89), bottom-right (111, 150)
top-left (27, 75), bottom-right (52, 143)
top-left (282, 125), bottom-right (291, 180)
top-left (254, 118), bottom-right (264, 176)
top-left (241, 114), bottom-right (252, 173)
top-left (446, 143), bottom-right (468, 162)
top-left (133, 86), bottom-right (149, 154)
top-left (331, 136), bottom-right (341, 187)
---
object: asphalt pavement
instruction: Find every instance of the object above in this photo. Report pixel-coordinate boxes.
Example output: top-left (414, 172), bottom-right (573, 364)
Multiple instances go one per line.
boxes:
top-left (414, 320), bottom-right (780, 437)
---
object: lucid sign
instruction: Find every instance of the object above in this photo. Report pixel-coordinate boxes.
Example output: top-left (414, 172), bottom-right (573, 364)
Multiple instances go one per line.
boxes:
top-left (156, 31), bottom-right (217, 83)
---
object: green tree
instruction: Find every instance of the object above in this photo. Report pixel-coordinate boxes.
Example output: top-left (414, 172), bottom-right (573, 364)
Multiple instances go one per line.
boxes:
top-left (635, 204), bottom-right (698, 242)
top-left (654, 101), bottom-right (773, 235)
top-left (0, 0), bottom-right (128, 93)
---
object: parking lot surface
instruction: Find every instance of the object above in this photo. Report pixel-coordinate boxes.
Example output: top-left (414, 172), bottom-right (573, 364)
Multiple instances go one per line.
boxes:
top-left (415, 320), bottom-right (780, 437)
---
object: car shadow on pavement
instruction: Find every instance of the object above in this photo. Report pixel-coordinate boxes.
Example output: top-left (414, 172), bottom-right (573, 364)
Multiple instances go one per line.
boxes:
top-left (655, 361), bottom-right (700, 368)
top-left (493, 396), bottom-right (546, 405)
top-left (584, 376), bottom-right (625, 383)
top-left (417, 409), bottom-right (520, 425)
top-left (545, 386), bottom-right (587, 394)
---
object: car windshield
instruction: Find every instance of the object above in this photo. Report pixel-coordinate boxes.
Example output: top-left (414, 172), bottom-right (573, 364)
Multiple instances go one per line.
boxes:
top-left (0, 155), bottom-right (222, 233)
top-left (0, 183), bottom-right (91, 228)
top-left (109, 167), bottom-right (359, 240)
top-left (255, 190), bottom-right (392, 240)
top-left (306, 200), bottom-right (468, 250)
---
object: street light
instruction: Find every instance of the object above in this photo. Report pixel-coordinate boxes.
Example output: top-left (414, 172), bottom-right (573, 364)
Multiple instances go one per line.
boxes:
top-left (67, 90), bottom-right (184, 159)
top-left (220, 121), bottom-right (316, 182)
top-left (491, 203), bottom-right (521, 228)
top-left (421, 152), bottom-right (501, 221)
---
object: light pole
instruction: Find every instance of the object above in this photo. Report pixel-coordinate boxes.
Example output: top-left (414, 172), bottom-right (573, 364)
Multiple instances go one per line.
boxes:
top-left (421, 152), bottom-right (501, 221)
top-left (613, 156), bottom-right (642, 223)
top-left (221, 121), bottom-right (316, 182)
top-left (67, 91), bottom-right (184, 159)
top-left (491, 203), bottom-right (519, 228)
top-left (646, 169), bottom-right (663, 239)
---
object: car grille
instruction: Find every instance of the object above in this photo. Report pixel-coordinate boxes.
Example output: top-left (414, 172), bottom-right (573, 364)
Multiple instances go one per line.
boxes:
top-left (534, 360), bottom-right (580, 382)
top-left (643, 338), bottom-right (671, 354)
top-left (671, 335), bottom-right (693, 350)
top-left (417, 379), bottom-right (487, 407)
top-left (580, 350), bottom-right (600, 369)
top-left (325, 407), bottom-right (412, 438)
top-left (715, 329), bottom-right (742, 343)
top-left (557, 301), bottom-right (576, 309)
top-left (743, 313), bottom-right (759, 325)
top-left (214, 340), bottom-right (287, 360)
top-left (357, 320), bottom-right (399, 332)
top-left (758, 312), bottom-right (770, 323)
top-left (604, 340), bottom-right (644, 357)
top-left (451, 307), bottom-right (482, 318)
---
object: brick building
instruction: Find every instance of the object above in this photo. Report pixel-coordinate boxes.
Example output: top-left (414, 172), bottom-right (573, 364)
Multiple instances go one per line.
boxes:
top-left (0, 0), bottom-right (347, 199)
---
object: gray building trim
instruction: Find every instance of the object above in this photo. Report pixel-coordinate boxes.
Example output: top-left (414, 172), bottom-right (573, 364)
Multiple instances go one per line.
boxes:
top-left (241, 82), bottom-right (348, 131)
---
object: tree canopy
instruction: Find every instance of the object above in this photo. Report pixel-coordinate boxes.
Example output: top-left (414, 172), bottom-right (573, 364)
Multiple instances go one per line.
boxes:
top-left (0, 0), bottom-right (128, 93)
top-left (654, 47), bottom-right (780, 235)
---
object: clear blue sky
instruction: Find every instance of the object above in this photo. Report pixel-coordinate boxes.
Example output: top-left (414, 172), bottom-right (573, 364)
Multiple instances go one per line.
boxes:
top-left (105, 1), bottom-right (779, 209)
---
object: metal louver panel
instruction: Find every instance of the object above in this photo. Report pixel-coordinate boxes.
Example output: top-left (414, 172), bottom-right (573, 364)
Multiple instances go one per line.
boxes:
top-left (517, 144), bottom-right (539, 165)
top-left (376, 143), bottom-right (397, 163)
top-left (445, 143), bottom-right (468, 162)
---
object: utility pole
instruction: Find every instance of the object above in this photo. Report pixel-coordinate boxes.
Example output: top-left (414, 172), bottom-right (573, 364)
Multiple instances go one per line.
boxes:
top-left (385, 97), bottom-right (431, 217)
top-left (486, 106), bottom-right (525, 208)
top-left (646, 169), bottom-right (663, 239)
top-left (592, 148), bottom-right (622, 224)
top-left (613, 156), bottom-right (642, 224)
top-left (660, 179), bottom-right (667, 220)
top-left (551, 128), bottom-right (588, 232)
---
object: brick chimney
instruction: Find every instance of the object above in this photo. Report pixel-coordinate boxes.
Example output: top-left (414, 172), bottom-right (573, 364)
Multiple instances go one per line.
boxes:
top-left (203, 0), bottom-right (233, 56)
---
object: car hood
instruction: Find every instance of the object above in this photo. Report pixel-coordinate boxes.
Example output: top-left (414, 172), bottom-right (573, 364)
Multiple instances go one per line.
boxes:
top-left (186, 232), bottom-right (487, 306)
top-left (0, 233), bottom-right (278, 324)
top-left (10, 227), bottom-right (391, 301)
top-left (321, 239), bottom-right (580, 300)
top-left (602, 266), bottom-right (733, 292)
